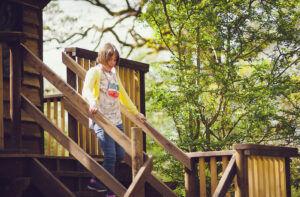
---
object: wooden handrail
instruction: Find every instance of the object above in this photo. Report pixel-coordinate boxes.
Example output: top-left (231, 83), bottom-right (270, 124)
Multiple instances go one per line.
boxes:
top-left (64, 48), bottom-right (149, 72)
top-left (22, 44), bottom-right (178, 197)
top-left (62, 52), bottom-right (192, 170)
top-left (21, 94), bottom-right (127, 196)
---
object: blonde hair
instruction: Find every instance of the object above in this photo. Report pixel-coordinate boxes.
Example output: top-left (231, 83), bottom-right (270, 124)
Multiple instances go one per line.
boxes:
top-left (96, 43), bottom-right (120, 66)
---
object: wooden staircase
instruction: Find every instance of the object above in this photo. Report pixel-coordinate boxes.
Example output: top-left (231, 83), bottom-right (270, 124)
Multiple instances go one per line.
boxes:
top-left (0, 32), bottom-right (298, 197)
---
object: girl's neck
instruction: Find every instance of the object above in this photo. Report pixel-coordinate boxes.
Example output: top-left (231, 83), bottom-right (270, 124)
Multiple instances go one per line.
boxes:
top-left (101, 64), bottom-right (112, 73)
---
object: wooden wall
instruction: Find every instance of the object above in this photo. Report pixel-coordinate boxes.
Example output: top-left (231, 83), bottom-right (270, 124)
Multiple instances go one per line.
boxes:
top-left (2, 0), bottom-right (49, 153)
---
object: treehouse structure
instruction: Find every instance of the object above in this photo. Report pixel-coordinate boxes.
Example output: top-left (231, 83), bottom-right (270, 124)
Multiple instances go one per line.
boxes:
top-left (0, 0), bottom-right (298, 197)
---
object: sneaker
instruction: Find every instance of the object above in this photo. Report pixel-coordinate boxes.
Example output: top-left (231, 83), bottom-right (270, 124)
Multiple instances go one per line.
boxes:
top-left (107, 195), bottom-right (116, 197)
top-left (87, 178), bottom-right (107, 192)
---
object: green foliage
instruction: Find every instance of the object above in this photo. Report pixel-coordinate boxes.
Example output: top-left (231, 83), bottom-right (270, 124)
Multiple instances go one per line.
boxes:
top-left (142, 0), bottom-right (299, 194)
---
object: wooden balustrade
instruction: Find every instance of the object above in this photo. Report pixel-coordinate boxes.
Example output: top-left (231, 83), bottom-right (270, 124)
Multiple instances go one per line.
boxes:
top-left (43, 94), bottom-right (104, 157)
top-left (187, 150), bottom-right (236, 197)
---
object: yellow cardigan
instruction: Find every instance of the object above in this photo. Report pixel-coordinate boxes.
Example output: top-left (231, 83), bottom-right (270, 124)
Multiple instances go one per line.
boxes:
top-left (82, 66), bottom-right (139, 115)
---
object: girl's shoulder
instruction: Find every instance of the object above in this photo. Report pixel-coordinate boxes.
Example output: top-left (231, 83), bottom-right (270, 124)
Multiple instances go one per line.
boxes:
top-left (87, 65), bottom-right (102, 74)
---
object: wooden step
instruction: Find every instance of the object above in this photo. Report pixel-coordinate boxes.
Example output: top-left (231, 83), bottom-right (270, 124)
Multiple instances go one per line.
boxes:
top-left (74, 190), bottom-right (106, 197)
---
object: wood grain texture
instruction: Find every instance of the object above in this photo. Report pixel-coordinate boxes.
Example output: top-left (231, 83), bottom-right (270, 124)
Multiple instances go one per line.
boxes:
top-left (124, 156), bottom-right (152, 197)
top-left (62, 50), bottom-right (192, 170)
top-left (213, 154), bottom-right (237, 197)
top-left (22, 95), bottom-right (127, 196)
top-left (23, 45), bottom-right (178, 197)
top-left (30, 158), bottom-right (75, 197)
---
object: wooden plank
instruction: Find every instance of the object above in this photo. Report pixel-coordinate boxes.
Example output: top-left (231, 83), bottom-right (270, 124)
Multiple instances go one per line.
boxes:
top-left (235, 150), bottom-right (249, 197)
top-left (64, 97), bottom-right (177, 197)
top-left (21, 86), bottom-right (41, 106)
top-left (46, 99), bottom-right (51, 155)
top-left (30, 158), bottom-right (75, 197)
top-left (235, 144), bottom-right (298, 157)
top-left (248, 156), bottom-right (254, 197)
top-left (22, 95), bottom-right (127, 196)
top-left (221, 156), bottom-right (230, 197)
top-left (60, 101), bottom-right (66, 156)
top-left (9, 42), bottom-right (22, 151)
top-left (62, 98), bottom-right (89, 128)
top-left (23, 45), bottom-right (178, 197)
top-left (187, 150), bottom-right (235, 158)
top-left (213, 154), bottom-right (237, 197)
top-left (64, 47), bottom-right (149, 72)
top-left (62, 52), bottom-right (192, 169)
top-left (210, 157), bottom-right (217, 195)
top-left (258, 156), bottom-right (265, 196)
top-left (131, 127), bottom-right (144, 178)
top-left (121, 105), bottom-right (192, 170)
top-left (185, 164), bottom-right (197, 197)
top-left (23, 72), bottom-right (40, 88)
top-left (199, 157), bottom-right (206, 197)
top-left (274, 158), bottom-right (281, 197)
top-left (66, 53), bottom-right (78, 144)
top-left (124, 156), bottom-right (153, 197)
top-left (280, 157), bottom-right (286, 197)
top-left (285, 158), bottom-right (291, 197)
top-left (269, 157), bottom-right (276, 197)
top-left (84, 58), bottom-right (92, 154)
top-left (53, 99), bottom-right (58, 155)
top-left (0, 43), bottom-right (3, 150)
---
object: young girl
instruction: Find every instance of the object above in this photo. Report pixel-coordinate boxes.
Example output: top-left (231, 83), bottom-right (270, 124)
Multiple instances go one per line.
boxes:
top-left (82, 43), bottom-right (146, 197)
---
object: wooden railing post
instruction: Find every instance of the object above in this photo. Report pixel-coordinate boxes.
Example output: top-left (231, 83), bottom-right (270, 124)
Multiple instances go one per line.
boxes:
top-left (185, 160), bottom-right (198, 197)
top-left (131, 127), bottom-right (145, 197)
top-left (66, 52), bottom-right (78, 144)
top-left (235, 149), bottom-right (249, 197)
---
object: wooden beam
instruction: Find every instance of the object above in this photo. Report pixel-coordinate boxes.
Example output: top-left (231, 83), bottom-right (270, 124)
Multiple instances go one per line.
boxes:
top-left (62, 51), bottom-right (192, 170)
top-left (21, 95), bottom-right (127, 196)
top-left (61, 97), bottom-right (89, 129)
top-left (213, 154), bottom-right (237, 197)
top-left (131, 127), bottom-right (145, 197)
top-left (63, 97), bottom-right (178, 197)
top-left (66, 53), bottom-right (78, 144)
top-left (9, 41), bottom-right (22, 151)
top-left (187, 150), bottom-right (235, 158)
top-left (131, 127), bottom-right (144, 178)
top-left (235, 150), bottom-right (249, 197)
top-left (22, 45), bottom-right (178, 197)
top-left (30, 158), bottom-right (75, 197)
top-left (124, 156), bottom-right (153, 197)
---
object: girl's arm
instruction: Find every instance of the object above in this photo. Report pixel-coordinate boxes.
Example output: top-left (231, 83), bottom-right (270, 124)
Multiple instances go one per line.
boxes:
top-left (118, 78), bottom-right (139, 115)
top-left (82, 67), bottom-right (98, 107)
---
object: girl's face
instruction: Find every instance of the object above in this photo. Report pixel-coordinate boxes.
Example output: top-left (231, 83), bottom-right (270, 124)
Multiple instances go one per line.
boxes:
top-left (103, 53), bottom-right (117, 72)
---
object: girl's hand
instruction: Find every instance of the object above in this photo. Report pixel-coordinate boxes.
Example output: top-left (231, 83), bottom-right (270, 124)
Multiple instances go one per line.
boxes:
top-left (89, 105), bottom-right (98, 114)
top-left (136, 113), bottom-right (146, 123)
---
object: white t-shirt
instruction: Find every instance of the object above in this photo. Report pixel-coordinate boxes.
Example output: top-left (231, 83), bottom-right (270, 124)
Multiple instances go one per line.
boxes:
top-left (97, 65), bottom-right (122, 125)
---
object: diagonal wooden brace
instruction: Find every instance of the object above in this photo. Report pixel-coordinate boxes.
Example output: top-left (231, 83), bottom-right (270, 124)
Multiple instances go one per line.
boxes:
top-left (124, 156), bottom-right (153, 197)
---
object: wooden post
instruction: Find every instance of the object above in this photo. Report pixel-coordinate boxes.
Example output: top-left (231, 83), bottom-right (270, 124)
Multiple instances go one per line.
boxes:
top-left (0, 43), bottom-right (3, 150)
top-left (66, 52), bottom-right (78, 144)
top-left (185, 160), bottom-right (198, 197)
top-left (131, 127), bottom-right (145, 197)
top-left (235, 150), bottom-right (248, 197)
top-left (9, 41), bottom-right (22, 152)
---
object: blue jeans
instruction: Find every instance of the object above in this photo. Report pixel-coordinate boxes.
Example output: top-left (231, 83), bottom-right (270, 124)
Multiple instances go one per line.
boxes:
top-left (93, 122), bottom-right (125, 195)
